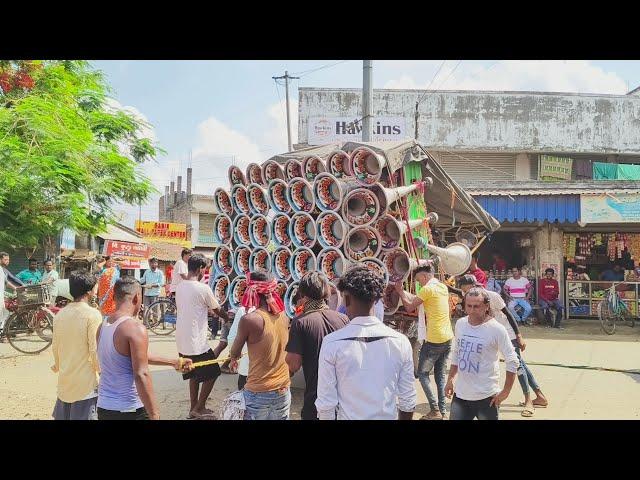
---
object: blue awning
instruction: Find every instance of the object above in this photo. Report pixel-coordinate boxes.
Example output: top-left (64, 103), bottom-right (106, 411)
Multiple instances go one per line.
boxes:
top-left (474, 195), bottom-right (580, 223)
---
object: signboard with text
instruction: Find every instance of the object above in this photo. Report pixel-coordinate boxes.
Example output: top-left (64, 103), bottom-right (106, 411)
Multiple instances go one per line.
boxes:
top-left (307, 116), bottom-right (407, 145)
top-left (103, 240), bottom-right (150, 269)
top-left (135, 220), bottom-right (191, 247)
top-left (539, 155), bottom-right (573, 180)
top-left (581, 194), bottom-right (640, 223)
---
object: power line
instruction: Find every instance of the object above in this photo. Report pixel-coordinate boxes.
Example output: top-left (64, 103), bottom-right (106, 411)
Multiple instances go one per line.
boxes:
top-left (414, 60), bottom-right (448, 106)
top-left (290, 60), bottom-right (351, 78)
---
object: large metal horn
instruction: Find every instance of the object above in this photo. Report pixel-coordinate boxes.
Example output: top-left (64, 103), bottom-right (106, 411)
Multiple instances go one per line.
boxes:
top-left (316, 211), bottom-right (347, 249)
top-left (369, 179), bottom-right (433, 215)
top-left (344, 226), bottom-right (382, 262)
top-left (289, 247), bottom-right (317, 282)
top-left (382, 284), bottom-right (401, 315)
top-left (287, 177), bottom-right (315, 214)
top-left (284, 159), bottom-right (303, 181)
top-left (350, 146), bottom-right (387, 186)
top-left (212, 214), bottom-right (232, 245)
top-left (284, 281), bottom-right (300, 318)
top-left (231, 184), bottom-right (251, 215)
top-left (326, 149), bottom-right (353, 178)
top-left (247, 183), bottom-right (270, 216)
top-left (211, 275), bottom-right (230, 305)
top-left (276, 281), bottom-right (287, 300)
top-left (455, 228), bottom-right (479, 248)
top-left (271, 213), bottom-right (292, 248)
top-left (380, 248), bottom-right (430, 283)
top-left (212, 245), bottom-right (234, 276)
top-left (267, 178), bottom-right (291, 214)
top-left (341, 188), bottom-right (380, 227)
top-left (359, 257), bottom-right (389, 285)
top-left (228, 276), bottom-right (248, 309)
top-left (313, 173), bottom-right (359, 212)
top-left (249, 214), bottom-right (271, 248)
top-left (213, 188), bottom-right (234, 217)
top-left (272, 246), bottom-right (293, 282)
top-left (262, 159), bottom-right (285, 183)
top-left (234, 246), bottom-right (252, 275)
top-left (288, 212), bottom-right (316, 249)
top-left (317, 247), bottom-right (346, 283)
top-left (301, 155), bottom-right (326, 181)
top-left (425, 242), bottom-right (472, 276)
top-left (249, 247), bottom-right (271, 273)
top-left (246, 162), bottom-right (266, 186)
top-left (375, 215), bottom-right (423, 251)
top-left (228, 165), bottom-right (246, 187)
top-left (232, 214), bottom-right (251, 246)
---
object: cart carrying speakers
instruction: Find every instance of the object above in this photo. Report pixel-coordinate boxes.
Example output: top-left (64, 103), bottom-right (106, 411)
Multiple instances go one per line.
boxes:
top-left (246, 162), bottom-right (266, 187)
top-left (228, 165), bottom-right (246, 187)
top-left (262, 159), bottom-right (286, 183)
top-left (425, 242), bottom-right (472, 276)
top-left (369, 180), bottom-right (433, 216)
top-left (326, 150), bottom-right (353, 178)
top-left (380, 248), bottom-right (430, 283)
top-left (228, 276), bottom-right (248, 309)
top-left (232, 214), bottom-right (251, 246)
top-left (247, 183), bottom-right (270, 216)
top-left (301, 155), bottom-right (326, 181)
top-left (375, 215), bottom-right (423, 251)
top-left (231, 184), bottom-right (251, 216)
top-left (267, 178), bottom-right (291, 214)
top-left (213, 187), bottom-right (234, 217)
top-left (284, 158), bottom-right (303, 181)
top-left (360, 257), bottom-right (389, 285)
top-left (350, 146), bottom-right (388, 186)
top-left (212, 245), bottom-right (234, 277)
top-left (286, 177), bottom-right (315, 214)
top-left (313, 173), bottom-right (359, 213)
top-left (272, 246), bottom-right (293, 282)
top-left (289, 247), bottom-right (317, 282)
top-left (342, 188), bottom-right (380, 227)
top-left (249, 247), bottom-right (271, 273)
top-left (249, 214), bottom-right (271, 248)
top-left (288, 212), bottom-right (317, 249)
top-left (271, 213), bottom-right (292, 248)
top-left (316, 211), bottom-right (346, 249)
top-left (234, 246), bottom-right (252, 276)
top-left (212, 275), bottom-right (230, 305)
top-left (212, 214), bottom-right (232, 245)
top-left (344, 226), bottom-right (382, 262)
top-left (284, 281), bottom-right (300, 318)
top-left (317, 247), bottom-right (346, 283)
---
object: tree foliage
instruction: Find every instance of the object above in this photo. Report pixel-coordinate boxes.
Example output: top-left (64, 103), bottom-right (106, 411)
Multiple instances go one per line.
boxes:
top-left (0, 60), bottom-right (162, 250)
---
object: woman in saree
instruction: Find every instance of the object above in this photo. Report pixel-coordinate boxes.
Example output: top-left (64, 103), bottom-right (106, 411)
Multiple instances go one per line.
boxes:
top-left (96, 256), bottom-right (121, 318)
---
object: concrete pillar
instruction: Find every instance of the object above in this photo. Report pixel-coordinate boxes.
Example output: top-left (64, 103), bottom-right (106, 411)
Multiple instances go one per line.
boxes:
top-left (515, 153), bottom-right (531, 180)
top-left (177, 175), bottom-right (182, 194)
top-left (187, 168), bottom-right (193, 196)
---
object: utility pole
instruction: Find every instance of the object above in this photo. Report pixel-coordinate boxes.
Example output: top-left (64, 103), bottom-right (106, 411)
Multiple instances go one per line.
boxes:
top-left (362, 60), bottom-right (373, 142)
top-left (273, 71), bottom-right (300, 152)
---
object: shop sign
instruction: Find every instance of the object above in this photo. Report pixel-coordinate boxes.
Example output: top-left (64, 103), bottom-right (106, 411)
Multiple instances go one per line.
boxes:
top-left (307, 116), bottom-right (406, 144)
top-left (539, 155), bottom-right (573, 181)
top-left (103, 240), bottom-right (150, 269)
top-left (135, 220), bottom-right (191, 247)
top-left (581, 193), bottom-right (640, 224)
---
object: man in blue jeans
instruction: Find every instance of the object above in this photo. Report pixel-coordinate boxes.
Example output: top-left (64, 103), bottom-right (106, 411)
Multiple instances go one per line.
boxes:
top-left (504, 268), bottom-right (533, 325)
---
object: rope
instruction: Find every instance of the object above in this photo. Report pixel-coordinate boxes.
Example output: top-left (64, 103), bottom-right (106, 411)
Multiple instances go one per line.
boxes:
top-left (184, 353), bottom-right (246, 370)
top-left (499, 358), bottom-right (640, 375)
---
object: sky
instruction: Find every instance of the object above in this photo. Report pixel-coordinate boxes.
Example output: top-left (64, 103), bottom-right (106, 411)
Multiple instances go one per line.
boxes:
top-left (92, 60), bottom-right (640, 227)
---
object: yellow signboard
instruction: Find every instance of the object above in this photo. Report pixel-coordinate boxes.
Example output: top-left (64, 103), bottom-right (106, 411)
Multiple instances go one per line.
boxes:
top-left (135, 221), bottom-right (191, 247)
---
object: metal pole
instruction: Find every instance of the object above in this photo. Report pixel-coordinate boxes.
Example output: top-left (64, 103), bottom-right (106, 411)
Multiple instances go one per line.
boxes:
top-left (362, 60), bottom-right (373, 142)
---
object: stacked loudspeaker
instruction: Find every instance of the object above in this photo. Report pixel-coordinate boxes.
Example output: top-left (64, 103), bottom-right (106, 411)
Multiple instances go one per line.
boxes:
top-left (210, 146), bottom-right (465, 317)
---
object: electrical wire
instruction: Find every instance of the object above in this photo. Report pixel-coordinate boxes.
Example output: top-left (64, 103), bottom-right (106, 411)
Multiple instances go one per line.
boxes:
top-left (291, 60), bottom-right (351, 78)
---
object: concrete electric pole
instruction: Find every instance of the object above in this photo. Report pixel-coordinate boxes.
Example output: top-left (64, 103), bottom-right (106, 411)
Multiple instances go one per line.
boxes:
top-left (273, 71), bottom-right (300, 152)
top-left (362, 60), bottom-right (373, 142)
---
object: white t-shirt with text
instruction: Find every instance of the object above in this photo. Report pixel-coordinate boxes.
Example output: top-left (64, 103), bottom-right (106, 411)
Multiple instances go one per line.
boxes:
top-left (170, 259), bottom-right (188, 293)
top-left (175, 280), bottom-right (220, 356)
top-left (486, 290), bottom-right (516, 341)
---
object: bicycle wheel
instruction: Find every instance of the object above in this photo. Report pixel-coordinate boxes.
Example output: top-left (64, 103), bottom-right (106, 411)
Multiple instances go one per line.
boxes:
top-left (6, 307), bottom-right (54, 354)
top-left (620, 303), bottom-right (636, 328)
top-left (598, 300), bottom-right (616, 335)
top-left (146, 298), bottom-right (177, 336)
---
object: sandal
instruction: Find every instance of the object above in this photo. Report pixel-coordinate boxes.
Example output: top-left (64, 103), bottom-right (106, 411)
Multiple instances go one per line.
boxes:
top-left (521, 407), bottom-right (535, 417)
top-left (519, 401), bottom-right (548, 408)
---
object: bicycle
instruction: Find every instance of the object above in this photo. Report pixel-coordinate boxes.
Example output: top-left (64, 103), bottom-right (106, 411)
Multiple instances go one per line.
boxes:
top-left (598, 283), bottom-right (636, 335)
top-left (143, 296), bottom-right (177, 336)
top-left (2, 284), bottom-right (55, 354)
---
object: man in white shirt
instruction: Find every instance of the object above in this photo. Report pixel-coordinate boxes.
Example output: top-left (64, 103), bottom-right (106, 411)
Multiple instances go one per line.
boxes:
top-left (445, 287), bottom-right (519, 420)
top-left (315, 265), bottom-right (416, 420)
top-left (170, 248), bottom-right (192, 296)
top-left (175, 254), bottom-right (228, 419)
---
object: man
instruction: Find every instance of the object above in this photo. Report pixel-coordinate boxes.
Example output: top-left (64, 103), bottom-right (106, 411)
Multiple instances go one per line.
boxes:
top-left (600, 264), bottom-right (624, 282)
top-left (41, 259), bottom-right (60, 302)
top-left (51, 270), bottom-right (102, 420)
top-left (175, 254), bottom-right (228, 419)
top-left (227, 306), bottom-right (252, 390)
top-left (337, 283), bottom-right (385, 321)
top-left (17, 258), bottom-right (42, 285)
top-left (285, 272), bottom-right (349, 420)
top-left (170, 248), bottom-right (192, 296)
top-left (467, 253), bottom-right (487, 287)
top-left (503, 267), bottom-right (533, 325)
top-left (316, 266), bottom-right (416, 420)
top-left (0, 252), bottom-right (20, 340)
top-left (538, 268), bottom-right (564, 328)
top-left (229, 269), bottom-right (292, 420)
top-left (492, 252), bottom-right (507, 272)
top-left (140, 257), bottom-right (165, 313)
top-left (445, 287), bottom-right (519, 420)
top-left (394, 264), bottom-right (452, 420)
top-left (457, 275), bottom-right (548, 417)
top-left (97, 277), bottom-right (193, 420)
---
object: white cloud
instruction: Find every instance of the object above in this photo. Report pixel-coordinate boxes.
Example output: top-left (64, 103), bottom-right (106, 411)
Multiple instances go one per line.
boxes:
top-left (261, 98), bottom-right (299, 157)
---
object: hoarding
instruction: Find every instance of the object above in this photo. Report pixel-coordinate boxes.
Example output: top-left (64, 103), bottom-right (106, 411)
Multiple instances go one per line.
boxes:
top-left (581, 194), bottom-right (640, 223)
top-left (135, 220), bottom-right (191, 247)
top-left (103, 240), bottom-right (150, 269)
top-left (307, 116), bottom-right (406, 145)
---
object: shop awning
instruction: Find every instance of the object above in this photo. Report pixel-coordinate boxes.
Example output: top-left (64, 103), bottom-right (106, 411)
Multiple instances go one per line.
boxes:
top-left (475, 195), bottom-right (580, 223)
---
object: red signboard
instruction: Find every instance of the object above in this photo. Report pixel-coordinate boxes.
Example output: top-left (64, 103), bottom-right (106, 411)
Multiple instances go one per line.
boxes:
top-left (104, 240), bottom-right (150, 269)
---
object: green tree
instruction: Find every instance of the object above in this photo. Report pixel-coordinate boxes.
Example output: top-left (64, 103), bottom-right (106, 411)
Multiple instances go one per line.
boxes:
top-left (0, 60), bottom-right (161, 255)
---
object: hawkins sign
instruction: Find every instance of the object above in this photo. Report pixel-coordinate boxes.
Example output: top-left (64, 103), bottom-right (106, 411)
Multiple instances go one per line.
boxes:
top-left (307, 116), bottom-right (406, 144)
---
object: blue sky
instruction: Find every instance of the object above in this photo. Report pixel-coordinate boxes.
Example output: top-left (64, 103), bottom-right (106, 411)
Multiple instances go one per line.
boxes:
top-left (92, 60), bottom-right (640, 226)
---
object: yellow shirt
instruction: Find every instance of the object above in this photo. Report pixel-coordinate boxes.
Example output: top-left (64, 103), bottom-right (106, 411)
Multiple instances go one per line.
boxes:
top-left (51, 302), bottom-right (102, 403)
top-left (417, 279), bottom-right (453, 344)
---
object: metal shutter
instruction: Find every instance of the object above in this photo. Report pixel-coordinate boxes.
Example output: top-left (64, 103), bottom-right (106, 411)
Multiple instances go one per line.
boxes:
top-left (430, 151), bottom-right (517, 182)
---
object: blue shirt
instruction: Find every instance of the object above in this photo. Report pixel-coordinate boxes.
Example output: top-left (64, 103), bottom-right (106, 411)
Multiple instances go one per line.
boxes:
top-left (140, 269), bottom-right (165, 297)
top-left (338, 299), bottom-right (385, 322)
top-left (16, 269), bottom-right (42, 285)
top-left (601, 269), bottom-right (624, 282)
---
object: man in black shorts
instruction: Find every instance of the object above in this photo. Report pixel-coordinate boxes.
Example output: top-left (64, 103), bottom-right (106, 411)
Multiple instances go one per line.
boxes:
top-left (175, 254), bottom-right (228, 419)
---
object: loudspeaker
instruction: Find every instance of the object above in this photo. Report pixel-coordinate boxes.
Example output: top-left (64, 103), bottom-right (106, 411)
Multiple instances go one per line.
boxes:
top-left (425, 242), bottom-right (472, 276)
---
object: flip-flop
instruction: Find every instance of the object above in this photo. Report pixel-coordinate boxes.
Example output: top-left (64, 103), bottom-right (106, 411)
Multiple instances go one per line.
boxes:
top-left (519, 401), bottom-right (548, 408)
top-left (521, 407), bottom-right (535, 417)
